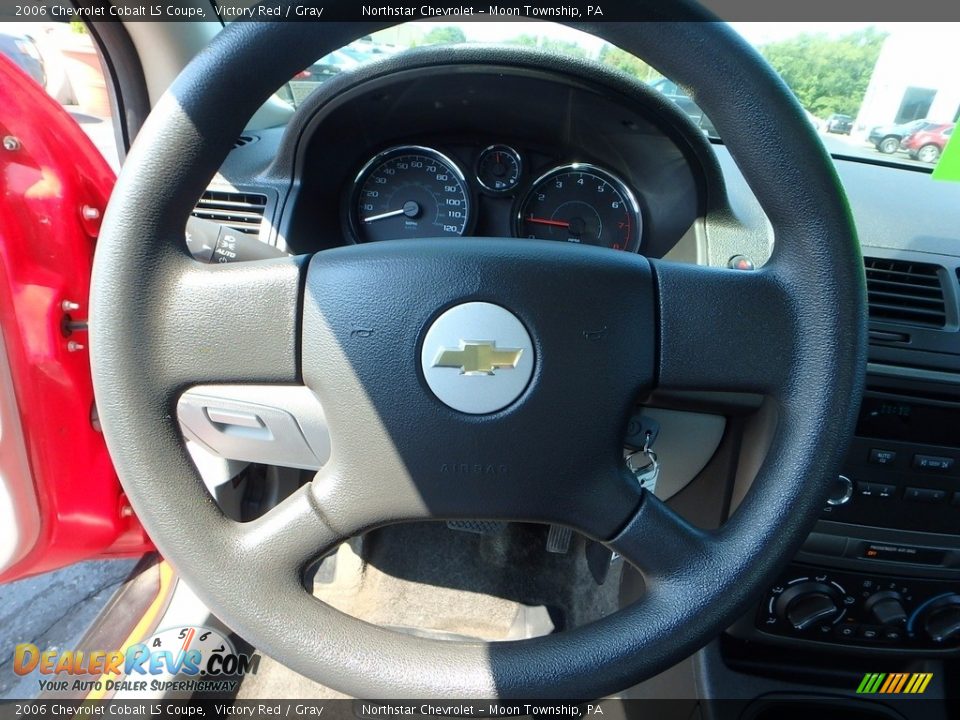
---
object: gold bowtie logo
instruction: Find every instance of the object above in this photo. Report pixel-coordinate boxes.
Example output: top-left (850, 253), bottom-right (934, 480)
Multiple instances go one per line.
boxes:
top-left (433, 341), bottom-right (524, 376)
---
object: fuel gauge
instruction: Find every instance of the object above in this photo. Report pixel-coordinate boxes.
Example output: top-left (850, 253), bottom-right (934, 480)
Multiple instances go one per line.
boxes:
top-left (476, 145), bottom-right (522, 193)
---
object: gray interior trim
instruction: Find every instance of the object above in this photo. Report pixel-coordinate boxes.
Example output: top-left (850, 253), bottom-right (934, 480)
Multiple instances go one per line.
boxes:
top-left (178, 385), bottom-right (330, 470)
top-left (643, 408), bottom-right (726, 502)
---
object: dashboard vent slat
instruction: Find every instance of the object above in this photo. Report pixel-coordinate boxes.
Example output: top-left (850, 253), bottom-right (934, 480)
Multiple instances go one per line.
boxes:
top-left (191, 190), bottom-right (267, 235)
top-left (864, 257), bottom-right (946, 328)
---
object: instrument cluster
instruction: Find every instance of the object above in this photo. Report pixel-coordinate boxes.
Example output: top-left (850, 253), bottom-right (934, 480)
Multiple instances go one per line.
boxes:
top-left (347, 143), bottom-right (643, 253)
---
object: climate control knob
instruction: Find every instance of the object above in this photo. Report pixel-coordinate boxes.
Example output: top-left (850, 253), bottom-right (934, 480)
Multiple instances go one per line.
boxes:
top-left (923, 596), bottom-right (960, 644)
top-left (775, 582), bottom-right (842, 630)
top-left (865, 591), bottom-right (907, 626)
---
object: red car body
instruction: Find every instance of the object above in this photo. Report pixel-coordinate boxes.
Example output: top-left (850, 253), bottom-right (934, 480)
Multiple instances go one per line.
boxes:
top-left (0, 55), bottom-right (153, 583)
top-left (902, 122), bottom-right (955, 163)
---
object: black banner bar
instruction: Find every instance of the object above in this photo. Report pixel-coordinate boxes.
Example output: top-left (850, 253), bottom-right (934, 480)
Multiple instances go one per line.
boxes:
top-left (0, 0), bottom-right (959, 22)
top-left (1, 699), bottom-right (959, 719)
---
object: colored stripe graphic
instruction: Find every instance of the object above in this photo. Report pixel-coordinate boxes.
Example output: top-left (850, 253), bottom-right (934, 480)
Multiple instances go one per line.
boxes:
top-left (878, 673), bottom-right (896, 693)
top-left (856, 673), bottom-right (885, 693)
top-left (857, 672), bottom-right (932, 694)
top-left (932, 128), bottom-right (960, 183)
top-left (891, 673), bottom-right (909, 693)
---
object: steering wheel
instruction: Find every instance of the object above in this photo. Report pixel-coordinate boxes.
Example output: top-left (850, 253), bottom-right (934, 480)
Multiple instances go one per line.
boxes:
top-left (89, 4), bottom-right (866, 699)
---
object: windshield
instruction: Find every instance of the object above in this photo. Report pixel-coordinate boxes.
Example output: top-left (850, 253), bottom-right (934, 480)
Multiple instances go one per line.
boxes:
top-left (277, 21), bottom-right (958, 172)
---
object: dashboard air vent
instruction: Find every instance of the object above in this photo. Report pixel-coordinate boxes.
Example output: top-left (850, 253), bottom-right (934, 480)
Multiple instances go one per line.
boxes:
top-left (191, 190), bottom-right (267, 235)
top-left (864, 257), bottom-right (946, 328)
top-left (234, 134), bottom-right (258, 148)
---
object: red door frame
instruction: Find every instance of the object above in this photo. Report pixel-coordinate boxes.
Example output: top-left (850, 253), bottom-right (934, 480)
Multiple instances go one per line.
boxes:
top-left (0, 55), bottom-right (152, 583)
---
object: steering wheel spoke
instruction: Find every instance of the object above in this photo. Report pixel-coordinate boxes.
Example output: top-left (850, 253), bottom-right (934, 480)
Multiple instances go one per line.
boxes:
top-left (651, 260), bottom-right (796, 396)
top-left (236, 482), bottom-right (344, 579)
top-left (608, 490), bottom-right (713, 581)
top-left (154, 255), bottom-right (308, 392)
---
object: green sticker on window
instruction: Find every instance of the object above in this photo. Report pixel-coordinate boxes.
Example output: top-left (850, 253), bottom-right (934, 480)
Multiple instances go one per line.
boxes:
top-left (932, 128), bottom-right (960, 183)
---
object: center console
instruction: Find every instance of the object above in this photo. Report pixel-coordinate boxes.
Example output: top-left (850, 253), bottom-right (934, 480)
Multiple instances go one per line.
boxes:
top-left (731, 386), bottom-right (960, 655)
top-left (689, 150), bottom-right (960, 719)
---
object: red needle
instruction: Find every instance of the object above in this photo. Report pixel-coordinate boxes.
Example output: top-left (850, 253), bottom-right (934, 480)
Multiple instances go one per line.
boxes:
top-left (525, 216), bottom-right (570, 228)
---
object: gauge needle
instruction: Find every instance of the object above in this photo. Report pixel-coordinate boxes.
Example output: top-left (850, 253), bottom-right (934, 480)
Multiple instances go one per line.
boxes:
top-left (525, 216), bottom-right (570, 228)
top-left (363, 200), bottom-right (420, 224)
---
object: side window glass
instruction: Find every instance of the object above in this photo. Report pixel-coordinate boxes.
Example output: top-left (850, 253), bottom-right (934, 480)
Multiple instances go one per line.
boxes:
top-left (0, 21), bottom-right (118, 170)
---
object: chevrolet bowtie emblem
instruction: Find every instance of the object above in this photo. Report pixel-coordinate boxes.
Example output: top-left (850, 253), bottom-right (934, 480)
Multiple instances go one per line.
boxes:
top-left (432, 341), bottom-right (524, 376)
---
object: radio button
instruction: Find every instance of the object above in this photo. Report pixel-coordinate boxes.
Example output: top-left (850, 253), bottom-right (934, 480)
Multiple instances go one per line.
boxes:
top-left (881, 628), bottom-right (903, 643)
top-left (856, 481), bottom-right (896, 499)
top-left (869, 449), bottom-right (897, 465)
top-left (904, 487), bottom-right (948, 503)
top-left (913, 454), bottom-right (954, 472)
top-left (835, 623), bottom-right (857, 639)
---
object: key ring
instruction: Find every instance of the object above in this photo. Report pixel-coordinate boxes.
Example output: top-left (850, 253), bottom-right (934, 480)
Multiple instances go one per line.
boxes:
top-left (625, 430), bottom-right (660, 495)
top-left (625, 447), bottom-right (659, 474)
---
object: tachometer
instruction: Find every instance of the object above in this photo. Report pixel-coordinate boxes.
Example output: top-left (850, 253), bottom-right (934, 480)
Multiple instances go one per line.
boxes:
top-left (516, 164), bottom-right (642, 252)
top-left (352, 146), bottom-right (470, 243)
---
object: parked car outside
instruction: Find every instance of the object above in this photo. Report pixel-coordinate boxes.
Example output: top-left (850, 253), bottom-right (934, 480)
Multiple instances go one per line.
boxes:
top-left (648, 77), bottom-right (718, 136)
top-left (825, 113), bottom-right (853, 134)
top-left (902, 122), bottom-right (955, 163)
top-left (867, 118), bottom-right (932, 153)
top-left (0, 32), bottom-right (45, 88)
top-left (804, 109), bottom-right (823, 131)
top-left (277, 49), bottom-right (362, 107)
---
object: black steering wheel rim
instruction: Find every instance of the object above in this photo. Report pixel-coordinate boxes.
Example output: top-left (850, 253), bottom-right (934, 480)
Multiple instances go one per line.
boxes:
top-left (90, 4), bottom-right (867, 698)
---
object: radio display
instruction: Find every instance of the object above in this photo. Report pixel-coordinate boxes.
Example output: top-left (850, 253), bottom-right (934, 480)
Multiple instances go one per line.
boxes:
top-left (856, 398), bottom-right (960, 448)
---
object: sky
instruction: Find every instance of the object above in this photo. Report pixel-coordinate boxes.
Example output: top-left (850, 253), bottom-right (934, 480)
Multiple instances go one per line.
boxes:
top-left (393, 20), bottom-right (955, 53)
top-left (729, 22), bottom-right (888, 44)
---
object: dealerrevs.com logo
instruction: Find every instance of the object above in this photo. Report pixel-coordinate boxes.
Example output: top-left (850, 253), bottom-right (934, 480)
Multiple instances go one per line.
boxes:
top-left (13, 626), bottom-right (259, 695)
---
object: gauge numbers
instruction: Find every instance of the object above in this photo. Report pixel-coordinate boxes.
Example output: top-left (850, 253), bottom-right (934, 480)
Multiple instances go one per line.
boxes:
top-left (353, 146), bottom-right (470, 243)
top-left (517, 164), bottom-right (642, 252)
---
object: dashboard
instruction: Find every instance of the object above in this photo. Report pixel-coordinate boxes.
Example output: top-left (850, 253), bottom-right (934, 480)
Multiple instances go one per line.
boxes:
top-left (214, 47), bottom-right (721, 262)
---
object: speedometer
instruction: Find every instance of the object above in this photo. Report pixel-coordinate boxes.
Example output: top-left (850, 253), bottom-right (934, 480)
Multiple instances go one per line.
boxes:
top-left (516, 164), bottom-right (642, 252)
top-left (351, 146), bottom-right (471, 243)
